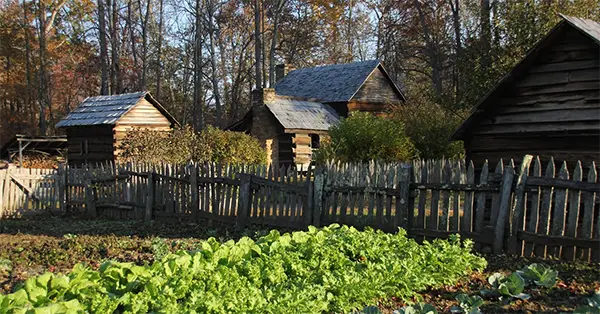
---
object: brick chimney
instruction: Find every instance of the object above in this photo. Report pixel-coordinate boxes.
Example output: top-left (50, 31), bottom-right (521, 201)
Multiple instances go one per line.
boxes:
top-left (275, 64), bottom-right (295, 83)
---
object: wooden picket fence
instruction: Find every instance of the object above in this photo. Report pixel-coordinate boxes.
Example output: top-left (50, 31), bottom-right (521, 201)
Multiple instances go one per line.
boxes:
top-left (0, 155), bottom-right (598, 261)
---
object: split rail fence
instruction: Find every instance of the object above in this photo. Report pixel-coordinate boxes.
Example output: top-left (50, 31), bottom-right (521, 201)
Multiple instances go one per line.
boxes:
top-left (0, 154), bottom-right (598, 261)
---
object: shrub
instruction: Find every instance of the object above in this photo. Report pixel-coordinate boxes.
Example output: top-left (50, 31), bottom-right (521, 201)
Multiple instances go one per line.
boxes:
top-left (314, 112), bottom-right (417, 163)
top-left (394, 99), bottom-right (465, 160)
top-left (118, 126), bottom-right (266, 165)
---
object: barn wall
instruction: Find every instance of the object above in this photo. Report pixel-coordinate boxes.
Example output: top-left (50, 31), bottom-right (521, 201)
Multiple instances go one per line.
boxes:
top-left (466, 27), bottom-right (600, 169)
top-left (66, 126), bottom-right (115, 165)
top-left (350, 67), bottom-right (403, 108)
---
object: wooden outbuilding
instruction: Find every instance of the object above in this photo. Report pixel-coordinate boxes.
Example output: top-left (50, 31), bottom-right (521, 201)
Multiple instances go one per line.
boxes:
top-left (451, 15), bottom-right (600, 169)
top-left (229, 60), bottom-right (406, 168)
top-left (56, 92), bottom-right (179, 165)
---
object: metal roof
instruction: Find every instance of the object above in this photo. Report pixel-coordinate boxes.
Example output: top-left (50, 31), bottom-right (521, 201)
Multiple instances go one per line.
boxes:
top-left (265, 98), bottom-right (340, 131)
top-left (55, 91), bottom-right (178, 128)
top-left (274, 60), bottom-right (405, 103)
top-left (451, 14), bottom-right (600, 140)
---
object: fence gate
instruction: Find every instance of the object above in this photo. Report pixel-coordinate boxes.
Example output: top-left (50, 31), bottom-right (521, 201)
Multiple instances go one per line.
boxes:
top-left (0, 166), bottom-right (63, 217)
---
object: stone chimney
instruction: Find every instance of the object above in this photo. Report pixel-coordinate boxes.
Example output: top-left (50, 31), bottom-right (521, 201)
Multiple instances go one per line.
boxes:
top-left (251, 88), bottom-right (276, 107)
top-left (275, 64), bottom-right (295, 83)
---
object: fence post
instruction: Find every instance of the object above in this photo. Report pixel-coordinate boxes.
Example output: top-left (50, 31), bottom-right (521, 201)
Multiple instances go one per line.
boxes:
top-left (312, 167), bottom-right (325, 227)
top-left (396, 165), bottom-right (413, 230)
top-left (189, 164), bottom-right (199, 221)
top-left (84, 172), bottom-right (97, 218)
top-left (508, 155), bottom-right (533, 255)
top-left (236, 173), bottom-right (251, 231)
top-left (145, 172), bottom-right (154, 221)
top-left (57, 163), bottom-right (66, 213)
top-left (493, 165), bottom-right (515, 253)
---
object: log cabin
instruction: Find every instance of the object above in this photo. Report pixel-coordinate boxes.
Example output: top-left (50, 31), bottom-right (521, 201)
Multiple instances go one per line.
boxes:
top-left (229, 60), bottom-right (406, 168)
top-left (56, 92), bottom-right (179, 165)
top-left (451, 15), bottom-right (600, 170)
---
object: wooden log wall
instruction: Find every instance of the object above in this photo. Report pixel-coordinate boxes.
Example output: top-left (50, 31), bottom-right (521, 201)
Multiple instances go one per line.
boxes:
top-left (465, 27), bottom-right (600, 169)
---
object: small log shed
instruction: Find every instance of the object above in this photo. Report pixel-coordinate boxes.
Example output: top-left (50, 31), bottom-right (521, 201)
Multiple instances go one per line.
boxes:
top-left (451, 15), bottom-right (600, 169)
top-left (56, 92), bottom-right (179, 165)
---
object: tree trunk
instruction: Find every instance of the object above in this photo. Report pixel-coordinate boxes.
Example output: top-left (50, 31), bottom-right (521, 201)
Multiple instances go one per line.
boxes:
top-left (268, 0), bottom-right (286, 87)
top-left (156, 0), bottom-right (164, 99)
top-left (23, 0), bottom-right (34, 126)
top-left (480, 0), bottom-right (491, 70)
top-left (128, 0), bottom-right (139, 86)
top-left (110, 0), bottom-right (122, 94)
top-left (254, 0), bottom-right (262, 90)
top-left (138, 0), bottom-right (151, 90)
top-left (98, 0), bottom-right (110, 95)
top-left (37, 0), bottom-right (48, 135)
top-left (193, 0), bottom-right (204, 130)
top-left (449, 0), bottom-right (461, 102)
top-left (207, 0), bottom-right (222, 127)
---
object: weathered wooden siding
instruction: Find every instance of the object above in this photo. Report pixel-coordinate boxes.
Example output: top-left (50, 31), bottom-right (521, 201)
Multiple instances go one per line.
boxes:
top-left (350, 67), bottom-right (403, 108)
top-left (466, 27), bottom-right (600, 168)
top-left (66, 126), bottom-right (114, 165)
top-left (113, 98), bottom-right (172, 157)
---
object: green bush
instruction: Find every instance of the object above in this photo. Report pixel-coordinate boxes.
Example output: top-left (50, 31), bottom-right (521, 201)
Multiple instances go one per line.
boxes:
top-left (0, 225), bottom-right (486, 313)
top-left (118, 126), bottom-right (266, 165)
top-left (314, 112), bottom-right (417, 163)
top-left (394, 100), bottom-right (465, 160)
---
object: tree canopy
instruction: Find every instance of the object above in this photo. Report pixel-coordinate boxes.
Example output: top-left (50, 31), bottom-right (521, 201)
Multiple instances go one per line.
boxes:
top-left (0, 0), bottom-right (598, 146)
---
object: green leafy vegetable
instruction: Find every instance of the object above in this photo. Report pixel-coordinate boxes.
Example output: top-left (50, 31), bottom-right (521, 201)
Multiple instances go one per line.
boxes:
top-left (516, 263), bottom-right (558, 288)
top-left (574, 291), bottom-right (600, 314)
top-left (451, 293), bottom-right (483, 314)
top-left (0, 225), bottom-right (486, 314)
top-left (394, 303), bottom-right (438, 314)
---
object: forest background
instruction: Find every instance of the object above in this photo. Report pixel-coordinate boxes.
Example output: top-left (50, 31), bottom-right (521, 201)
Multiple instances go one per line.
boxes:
top-left (0, 0), bottom-right (598, 149)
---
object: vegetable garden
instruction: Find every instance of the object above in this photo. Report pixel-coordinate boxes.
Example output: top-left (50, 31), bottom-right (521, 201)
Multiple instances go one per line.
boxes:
top-left (0, 218), bottom-right (598, 313)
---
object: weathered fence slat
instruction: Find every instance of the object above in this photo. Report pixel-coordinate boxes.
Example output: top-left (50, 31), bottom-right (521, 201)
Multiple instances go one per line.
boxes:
top-left (563, 161), bottom-right (582, 261)
top-left (536, 158), bottom-right (556, 259)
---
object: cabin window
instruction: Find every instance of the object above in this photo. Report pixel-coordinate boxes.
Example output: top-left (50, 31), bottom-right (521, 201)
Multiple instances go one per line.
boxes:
top-left (310, 134), bottom-right (320, 149)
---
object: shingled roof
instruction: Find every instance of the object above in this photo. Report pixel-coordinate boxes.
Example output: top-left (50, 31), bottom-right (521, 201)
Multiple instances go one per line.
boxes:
top-left (274, 60), bottom-right (405, 103)
top-left (451, 14), bottom-right (600, 140)
top-left (56, 91), bottom-right (178, 128)
top-left (265, 98), bottom-right (340, 132)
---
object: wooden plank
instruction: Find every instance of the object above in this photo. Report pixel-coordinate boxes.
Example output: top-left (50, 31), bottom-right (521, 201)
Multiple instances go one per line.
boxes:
top-left (493, 165), bottom-right (515, 253)
top-left (525, 176), bottom-right (599, 193)
top-left (524, 157), bottom-right (543, 257)
top-left (439, 161), bottom-right (452, 231)
top-left (518, 231), bottom-right (600, 249)
top-left (550, 162), bottom-right (569, 258)
top-left (376, 164), bottom-right (385, 230)
top-left (236, 174), bottom-right (251, 230)
top-left (563, 161), bottom-right (582, 261)
top-left (462, 161), bottom-right (475, 232)
top-left (397, 165), bottom-right (411, 230)
top-left (579, 163), bottom-right (597, 261)
top-left (490, 160), bottom-right (504, 224)
top-left (428, 160), bottom-right (442, 230)
top-left (450, 161), bottom-right (464, 231)
top-left (385, 166), bottom-right (396, 231)
top-left (416, 161), bottom-right (428, 230)
top-left (508, 154), bottom-right (533, 256)
top-left (190, 164), bottom-right (199, 221)
top-left (312, 168), bottom-right (325, 227)
top-left (535, 158), bottom-right (556, 259)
